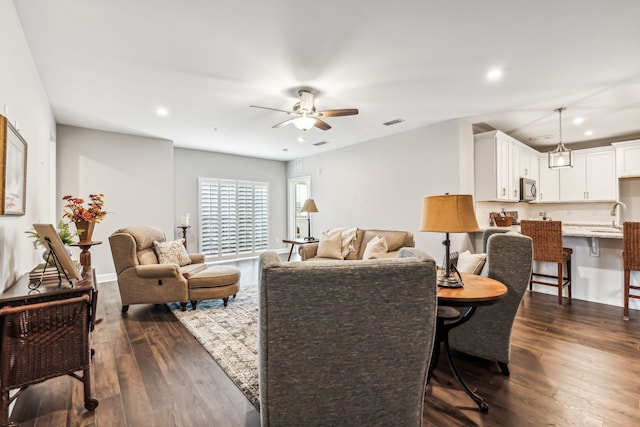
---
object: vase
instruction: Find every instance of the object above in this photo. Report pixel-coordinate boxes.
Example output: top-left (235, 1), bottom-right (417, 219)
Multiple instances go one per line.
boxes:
top-left (74, 220), bottom-right (96, 243)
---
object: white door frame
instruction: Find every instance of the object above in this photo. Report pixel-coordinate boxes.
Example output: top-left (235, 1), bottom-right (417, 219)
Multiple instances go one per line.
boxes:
top-left (287, 176), bottom-right (311, 239)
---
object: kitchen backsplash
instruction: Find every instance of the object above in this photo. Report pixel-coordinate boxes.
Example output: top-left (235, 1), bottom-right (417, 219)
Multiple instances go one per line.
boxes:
top-left (475, 177), bottom-right (640, 227)
top-left (475, 201), bottom-right (630, 227)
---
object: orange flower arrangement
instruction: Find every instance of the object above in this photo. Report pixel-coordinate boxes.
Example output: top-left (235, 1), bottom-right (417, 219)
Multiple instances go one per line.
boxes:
top-left (62, 193), bottom-right (107, 223)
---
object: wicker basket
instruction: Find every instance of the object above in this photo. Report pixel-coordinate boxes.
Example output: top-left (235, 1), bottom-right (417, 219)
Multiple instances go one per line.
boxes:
top-left (493, 216), bottom-right (513, 227)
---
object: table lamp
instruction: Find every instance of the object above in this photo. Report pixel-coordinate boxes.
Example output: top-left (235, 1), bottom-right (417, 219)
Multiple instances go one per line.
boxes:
top-left (300, 198), bottom-right (319, 241)
top-left (420, 194), bottom-right (480, 287)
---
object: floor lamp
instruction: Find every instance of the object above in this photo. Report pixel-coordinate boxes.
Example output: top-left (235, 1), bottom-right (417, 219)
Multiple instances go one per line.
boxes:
top-left (300, 199), bottom-right (319, 241)
top-left (420, 194), bottom-right (480, 287)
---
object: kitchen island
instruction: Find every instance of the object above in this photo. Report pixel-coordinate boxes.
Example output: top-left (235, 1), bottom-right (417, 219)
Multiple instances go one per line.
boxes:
top-left (473, 223), bottom-right (638, 313)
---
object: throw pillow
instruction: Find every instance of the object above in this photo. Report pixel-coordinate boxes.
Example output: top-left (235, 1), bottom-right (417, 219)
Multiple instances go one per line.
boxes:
top-left (326, 227), bottom-right (358, 258)
top-left (317, 231), bottom-right (344, 259)
top-left (456, 250), bottom-right (487, 275)
top-left (363, 235), bottom-right (388, 260)
top-left (153, 239), bottom-right (192, 266)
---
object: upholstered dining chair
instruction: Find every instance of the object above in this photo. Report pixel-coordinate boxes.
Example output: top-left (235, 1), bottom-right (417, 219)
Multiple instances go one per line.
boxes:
top-left (623, 221), bottom-right (640, 320)
top-left (448, 231), bottom-right (533, 375)
top-left (520, 220), bottom-right (572, 307)
top-left (258, 248), bottom-right (438, 427)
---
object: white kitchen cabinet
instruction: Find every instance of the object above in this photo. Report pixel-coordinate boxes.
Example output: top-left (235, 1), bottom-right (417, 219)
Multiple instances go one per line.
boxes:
top-left (613, 140), bottom-right (640, 178)
top-left (474, 130), bottom-right (519, 201)
top-left (559, 153), bottom-right (586, 201)
top-left (559, 147), bottom-right (616, 202)
top-left (519, 145), bottom-right (536, 179)
top-left (538, 154), bottom-right (559, 202)
top-left (475, 130), bottom-right (542, 202)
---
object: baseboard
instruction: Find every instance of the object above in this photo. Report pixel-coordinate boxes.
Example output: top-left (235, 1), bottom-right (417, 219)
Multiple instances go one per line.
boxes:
top-left (97, 272), bottom-right (117, 283)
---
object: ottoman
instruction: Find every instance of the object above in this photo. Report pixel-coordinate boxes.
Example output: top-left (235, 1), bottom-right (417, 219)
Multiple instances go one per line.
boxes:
top-left (188, 265), bottom-right (241, 309)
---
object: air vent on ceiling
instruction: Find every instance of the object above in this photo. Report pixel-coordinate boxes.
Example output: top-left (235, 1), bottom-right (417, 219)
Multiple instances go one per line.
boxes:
top-left (313, 141), bottom-right (330, 146)
top-left (383, 118), bottom-right (404, 126)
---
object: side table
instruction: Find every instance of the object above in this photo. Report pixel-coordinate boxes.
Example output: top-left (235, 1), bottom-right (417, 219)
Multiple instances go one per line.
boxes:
top-left (178, 225), bottom-right (191, 248)
top-left (282, 238), bottom-right (319, 261)
top-left (69, 241), bottom-right (103, 272)
top-left (430, 273), bottom-right (508, 412)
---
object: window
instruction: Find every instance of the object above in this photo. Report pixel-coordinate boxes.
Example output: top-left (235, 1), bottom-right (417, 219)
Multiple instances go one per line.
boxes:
top-left (199, 178), bottom-right (269, 258)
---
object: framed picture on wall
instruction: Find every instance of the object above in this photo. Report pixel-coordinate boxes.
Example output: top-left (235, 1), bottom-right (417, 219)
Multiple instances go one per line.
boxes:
top-left (0, 114), bottom-right (28, 216)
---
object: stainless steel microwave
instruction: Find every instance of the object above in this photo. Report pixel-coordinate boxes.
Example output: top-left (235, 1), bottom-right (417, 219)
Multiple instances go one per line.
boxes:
top-left (520, 178), bottom-right (537, 201)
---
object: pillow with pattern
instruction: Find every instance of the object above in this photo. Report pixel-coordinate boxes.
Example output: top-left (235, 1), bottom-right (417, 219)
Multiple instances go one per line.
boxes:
top-left (153, 239), bottom-right (192, 266)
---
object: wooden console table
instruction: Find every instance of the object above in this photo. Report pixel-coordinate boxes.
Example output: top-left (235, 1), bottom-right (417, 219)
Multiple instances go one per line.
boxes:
top-left (0, 269), bottom-right (99, 425)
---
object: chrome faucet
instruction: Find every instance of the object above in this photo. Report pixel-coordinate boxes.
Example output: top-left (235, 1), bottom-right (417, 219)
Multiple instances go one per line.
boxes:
top-left (610, 202), bottom-right (626, 228)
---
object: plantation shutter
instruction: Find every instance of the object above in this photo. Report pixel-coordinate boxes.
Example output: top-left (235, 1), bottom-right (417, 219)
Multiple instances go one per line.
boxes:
top-left (254, 183), bottom-right (269, 251)
top-left (198, 178), bottom-right (269, 258)
top-left (199, 179), bottom-right (219, 255)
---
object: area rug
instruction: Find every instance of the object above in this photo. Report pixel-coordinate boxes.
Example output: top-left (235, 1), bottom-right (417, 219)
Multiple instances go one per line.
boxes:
top-left (168, 282), bottom-right (260, 409)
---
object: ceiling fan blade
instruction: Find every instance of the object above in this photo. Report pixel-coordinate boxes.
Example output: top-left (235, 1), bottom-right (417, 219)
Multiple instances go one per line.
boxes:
top-left (250, 105), bottom-right (291, 114)
top-left (317, 108), bottom-right (359, 117)
top-left (314, 119), bottom-right (332, 131)
top-left (272, 118), bottom-right (296, 128)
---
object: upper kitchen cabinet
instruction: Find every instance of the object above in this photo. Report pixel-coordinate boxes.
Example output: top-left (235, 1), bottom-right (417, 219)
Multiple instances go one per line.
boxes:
top-left (538, 154), bottom-right (559, 202)
top-left (613, 140), bottom-right (640, 178)
top-left (559, 147), bottom-right (617, 202)
top-left (518, 144), bottom-right (539, 183)
top-left (474, 130), bottom-right (539, 202)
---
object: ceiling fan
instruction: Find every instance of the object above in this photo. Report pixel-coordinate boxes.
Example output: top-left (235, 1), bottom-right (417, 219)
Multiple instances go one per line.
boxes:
top-left (250, 90), bottom-right (358, 131)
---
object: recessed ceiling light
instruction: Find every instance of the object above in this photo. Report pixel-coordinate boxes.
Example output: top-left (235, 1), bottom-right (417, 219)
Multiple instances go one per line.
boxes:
top-left (486, 68), bottom-right (503, 81)
top-left (584, 130), bottom-right (593, 136)
top-left (297, 136), bottom-right (305, 143)
top-left (155, 106), bottom-right (168, 117)
top-left (573, 117), bottom-right (584, 124)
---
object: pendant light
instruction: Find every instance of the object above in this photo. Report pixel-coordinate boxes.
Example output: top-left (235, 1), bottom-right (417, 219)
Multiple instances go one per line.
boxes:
top-left (548, 107), bottom-right (573, 168)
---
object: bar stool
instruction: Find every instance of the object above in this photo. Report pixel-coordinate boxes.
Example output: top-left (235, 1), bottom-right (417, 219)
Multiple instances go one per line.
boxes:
top-left (623, 221), bottom-right (640, 321)
top-left (520, 220), bottom-right (572, 307)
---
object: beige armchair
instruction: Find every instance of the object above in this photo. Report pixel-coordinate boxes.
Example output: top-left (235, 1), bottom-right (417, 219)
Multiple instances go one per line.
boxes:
top-left (109, 225), bottom-right (240, 313)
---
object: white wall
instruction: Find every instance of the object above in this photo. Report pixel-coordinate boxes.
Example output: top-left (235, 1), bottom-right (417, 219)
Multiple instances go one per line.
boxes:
top-left (174, 148), bottom-right (287, 254)
top-left (0, 1), bottom-right (56, 290)
top-left (286, 119), bottom-right (476, 260)
top-left (57, 125), bottom-right (174, 280)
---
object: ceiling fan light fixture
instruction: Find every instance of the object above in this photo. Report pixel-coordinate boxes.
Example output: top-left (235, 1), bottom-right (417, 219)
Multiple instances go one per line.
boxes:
top-left (548, 107), bottom-right (573, 169)
top-left (293, 115), bottom-right (316, 131)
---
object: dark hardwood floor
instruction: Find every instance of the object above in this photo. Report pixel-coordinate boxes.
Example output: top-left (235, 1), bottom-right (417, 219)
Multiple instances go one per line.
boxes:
top-left (9, 258), bottom-right (640, 426)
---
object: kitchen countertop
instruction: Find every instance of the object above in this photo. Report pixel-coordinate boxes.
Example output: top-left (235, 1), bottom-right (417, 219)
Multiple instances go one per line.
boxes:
top-left (478, 222), bottom-right (624, 239)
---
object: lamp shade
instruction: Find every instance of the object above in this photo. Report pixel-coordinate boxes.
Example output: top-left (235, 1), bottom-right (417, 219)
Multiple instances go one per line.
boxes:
top-left (420, 194), bottom-right (479, 233)
top-left (300, 198), bottom-right (319, 213)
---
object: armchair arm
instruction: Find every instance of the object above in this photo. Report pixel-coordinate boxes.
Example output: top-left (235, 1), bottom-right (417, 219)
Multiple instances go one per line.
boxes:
top-left (135, 264), bottom-right (182, 279)
top-left (298, 242), bottom-right (319, 261)
top-left (189, 253), bottom-right (204, 264)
